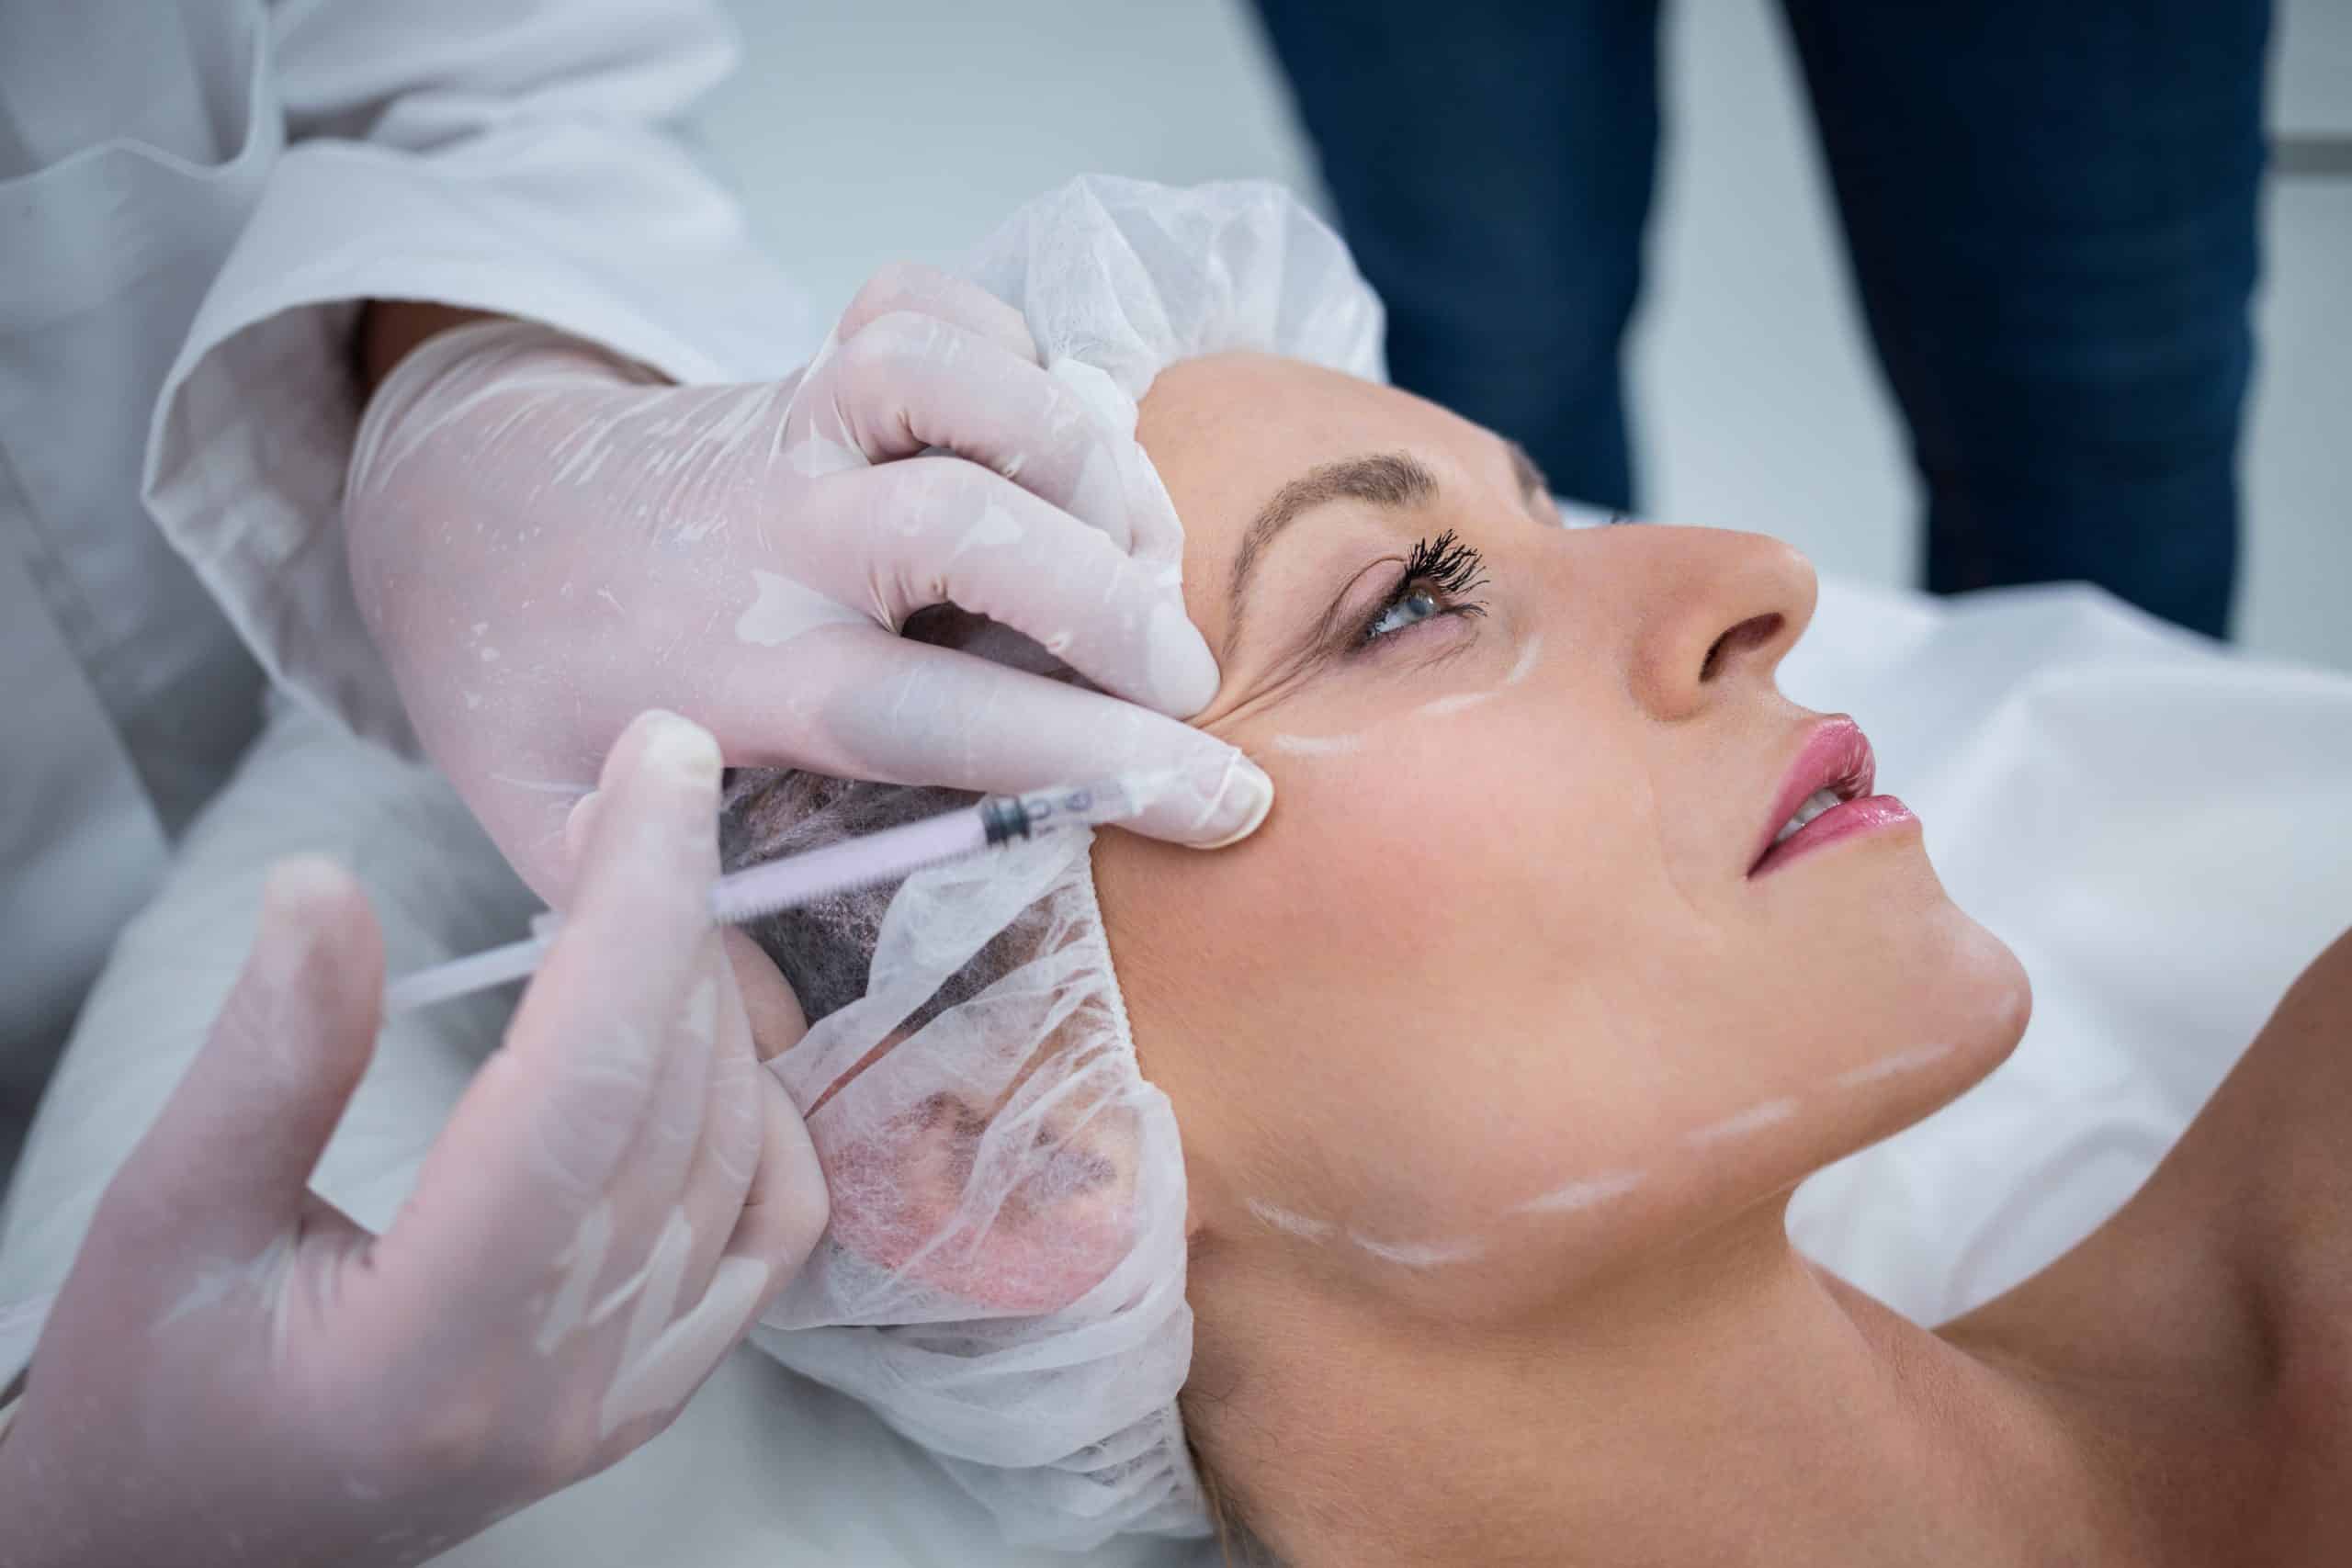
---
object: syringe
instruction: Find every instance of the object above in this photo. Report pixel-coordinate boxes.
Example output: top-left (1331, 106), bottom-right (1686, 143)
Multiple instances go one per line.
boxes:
top-left (381, 777), bottom-right (1142, 1018)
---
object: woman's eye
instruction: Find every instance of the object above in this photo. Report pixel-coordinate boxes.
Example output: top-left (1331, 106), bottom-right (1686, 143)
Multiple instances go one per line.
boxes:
top-left (1344, 531), bottom-right (1489, 651)
top-left (1364, 588), bottom-right (1443, 642)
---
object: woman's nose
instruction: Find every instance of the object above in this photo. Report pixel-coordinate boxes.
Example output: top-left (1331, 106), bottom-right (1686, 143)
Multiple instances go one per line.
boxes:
top-left (1617, 525), bottom-right (1818, 720)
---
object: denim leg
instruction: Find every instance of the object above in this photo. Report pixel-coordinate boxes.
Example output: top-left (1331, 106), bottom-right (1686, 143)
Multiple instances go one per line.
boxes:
top-left (1251, 0), bottom-right (1664, 511)
top-left (1782, 0), bottom-right (2270, 637)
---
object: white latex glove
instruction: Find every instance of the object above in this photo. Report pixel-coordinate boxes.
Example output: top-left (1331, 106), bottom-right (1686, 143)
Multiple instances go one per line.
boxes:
top-left (345, 265), bottom-right (1272, 901)
top-left (0, 712), bottom-right (827, 1568)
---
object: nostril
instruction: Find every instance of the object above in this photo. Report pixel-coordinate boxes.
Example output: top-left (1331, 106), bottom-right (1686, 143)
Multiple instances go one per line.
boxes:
top-left (1699, 613), bottom-right (1783, 682)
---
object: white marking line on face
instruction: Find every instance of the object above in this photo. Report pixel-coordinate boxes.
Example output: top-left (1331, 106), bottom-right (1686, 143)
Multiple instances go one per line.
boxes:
top-left (1417, 689), bottom-right (1498, 718)
top-left (1272, 634), bottom-right (1543, 758)
top-left (1504, 633), bottom-right (1544, 686)
top-left (1349, 1232), bottom-right (1489, 1269)
top-left (1514, 1168), bottom-right (1646, 1215)
top-left (1271, 730), bottom-right (1364, 757)
top-left (1683, 1097), bottom-right (1799, 1148)
top-left (1247, 1198), bottom-right (1336, 1243)
top-left (1831, 1042), bottom-right (1954, 1089)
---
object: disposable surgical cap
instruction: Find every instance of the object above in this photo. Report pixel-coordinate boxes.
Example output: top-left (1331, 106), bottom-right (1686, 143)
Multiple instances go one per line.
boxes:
top-left (725, 175), bottom-right (1383, 1550)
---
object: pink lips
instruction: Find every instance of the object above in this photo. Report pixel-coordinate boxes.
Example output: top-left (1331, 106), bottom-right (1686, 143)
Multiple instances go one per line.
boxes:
top-left (1747, 716), bottom-right (1917, 878)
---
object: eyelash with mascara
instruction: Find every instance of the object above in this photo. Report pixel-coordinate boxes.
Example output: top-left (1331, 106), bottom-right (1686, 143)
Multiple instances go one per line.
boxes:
top-left (1355, 529), bottom-right (1490, 647)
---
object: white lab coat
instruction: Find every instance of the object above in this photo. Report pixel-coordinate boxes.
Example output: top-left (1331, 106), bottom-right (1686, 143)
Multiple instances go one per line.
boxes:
top-left (0, 0), bottom-right (815, 1172)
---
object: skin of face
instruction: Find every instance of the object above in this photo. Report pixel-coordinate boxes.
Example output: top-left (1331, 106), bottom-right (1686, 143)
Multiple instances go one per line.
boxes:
top-left (1093, 350), bottom-right (2032, 1329)
top-left (718, 348), bottom-right (2343, 1562)
top-left (714, 347), bottom-right (2347, 1562)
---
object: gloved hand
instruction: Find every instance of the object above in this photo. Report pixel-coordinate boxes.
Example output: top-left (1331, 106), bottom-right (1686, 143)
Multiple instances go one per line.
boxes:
top-left (345, 264), bottom-right (1271, 901)
top-left (0, 711), bottom-right (826, 1568)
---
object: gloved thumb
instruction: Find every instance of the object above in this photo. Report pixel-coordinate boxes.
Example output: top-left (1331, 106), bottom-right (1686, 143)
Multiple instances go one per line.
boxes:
top-left (121, 858), bottom-right (386, 1240)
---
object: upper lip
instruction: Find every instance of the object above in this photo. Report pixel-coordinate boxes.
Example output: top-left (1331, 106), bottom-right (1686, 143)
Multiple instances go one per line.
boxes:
top-left (1748, 716), bottom-right (1876, 874)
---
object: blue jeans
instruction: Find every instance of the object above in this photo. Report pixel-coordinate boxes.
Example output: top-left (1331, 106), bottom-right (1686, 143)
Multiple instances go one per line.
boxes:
top-left (1251, 0), bottom-right (2269, 637)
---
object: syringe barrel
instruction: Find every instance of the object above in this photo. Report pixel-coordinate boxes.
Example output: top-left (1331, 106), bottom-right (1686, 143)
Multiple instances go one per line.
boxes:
top-left (978, 778), bottom-right (1140, 844)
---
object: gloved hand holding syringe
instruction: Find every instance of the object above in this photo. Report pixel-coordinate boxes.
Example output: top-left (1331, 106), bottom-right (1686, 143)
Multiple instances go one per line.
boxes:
top-left (0, 711), bottom-right (838, 1568)
top-left (2, 237), bottom-right (1274, 1567)
top-left (384, 775), bottom-right (1150, 1017)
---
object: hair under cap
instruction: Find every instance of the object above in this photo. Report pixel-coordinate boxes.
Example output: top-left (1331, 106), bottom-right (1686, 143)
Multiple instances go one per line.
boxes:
top-left (730, 175), bottom-right (1383, 1550)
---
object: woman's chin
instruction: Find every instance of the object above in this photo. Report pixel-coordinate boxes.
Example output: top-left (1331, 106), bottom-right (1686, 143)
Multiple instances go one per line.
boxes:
top-left (1872, 844), bottom-right (2032, 1070)
top-left (1960, 919), bottom-right (2034, 1062)
top-left (1897, 909), bottom-right (2033, 1110)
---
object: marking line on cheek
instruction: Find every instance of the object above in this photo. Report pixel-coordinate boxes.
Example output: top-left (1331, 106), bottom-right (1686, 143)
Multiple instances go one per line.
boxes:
top-left (1683, 1097), bottom-right (1799, 1148)
top-left (1514, 1168), bottom-right (1646, 1215)
top-left (1246, 1198), bottom-right (1335, 1243)
top-left (1417, 689), bottom-right (1497, 718)
top-left (1832, 1043), bottom-right (1953, 1089)
top-left (1349, 1232), bottom-right (1488, 1269)
top-left (1272, 632), bottom-right (1538, 758)
top-left (1271, 731), bottom-right (1363, 757)
top-left (1504, 633), bottom-right (1544, 686)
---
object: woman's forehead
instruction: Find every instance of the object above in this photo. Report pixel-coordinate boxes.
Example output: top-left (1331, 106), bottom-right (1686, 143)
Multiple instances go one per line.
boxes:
top-left (1139, 353), bottom-right (1461, 479)
top-left (1137, 354), bottom-right (1538, 632)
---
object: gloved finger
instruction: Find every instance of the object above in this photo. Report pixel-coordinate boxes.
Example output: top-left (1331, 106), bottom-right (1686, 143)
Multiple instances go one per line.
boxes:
top-left (108, 857), bottom-right (384, 1256)
top-left (561, 789), bottom-right (602, 871)
top-left (502, 773), bottom-right (601, 909)
top-left (589, 927), bottom-right (725, 1296)
top-left (572, 942), bottom-right (751, 1447)
top-left (724, 1064), bottom-right (831, 1322)
top-left (518, 709), bottom-right (722, 1191)
top-left (585, 971), bottom-right (779, 1449)
top-left (707, 626), bottom-right (1273, 850)
top-left (588, 1096), bottom-right (802, 1445)
top-left (787, 456), bottom-right (1216, 716)
top-left (268, 1185), bottom-right (378, 1342)
top-left (829, 270), bottom-right (1186, 571)
top-left (794, 311), bottom-right (1157, 555)
top-left (831, 260), bottom-right (1038, 366)
top-left (721, 928), bottom-right (808, 1064)
top-left (642, 953), bottom-right (764, 1350)
top-left (376, 711), bottom-right (721, 1309)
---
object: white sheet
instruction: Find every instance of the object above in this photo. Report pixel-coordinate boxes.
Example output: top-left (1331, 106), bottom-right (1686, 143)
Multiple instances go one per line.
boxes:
top-left (2, 574), bottom-right (2346, 1565)
top-left (1779, 581), bottom-right (2352, 1318)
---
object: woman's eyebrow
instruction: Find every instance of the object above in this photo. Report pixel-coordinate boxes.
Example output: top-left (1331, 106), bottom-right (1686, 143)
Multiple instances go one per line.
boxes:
top-left (1225, 452), bottom-right (1437, 655)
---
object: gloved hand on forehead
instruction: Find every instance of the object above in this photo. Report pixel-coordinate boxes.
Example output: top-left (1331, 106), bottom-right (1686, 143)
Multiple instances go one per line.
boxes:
top-left (0, 711), bottom-right (827, 1568)
top-left (345, 263), bottom-right (1272, 901)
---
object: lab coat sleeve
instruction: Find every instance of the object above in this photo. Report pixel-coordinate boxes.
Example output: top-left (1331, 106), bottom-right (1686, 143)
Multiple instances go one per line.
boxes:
top-left (143, 0), bottom-right (818, 753)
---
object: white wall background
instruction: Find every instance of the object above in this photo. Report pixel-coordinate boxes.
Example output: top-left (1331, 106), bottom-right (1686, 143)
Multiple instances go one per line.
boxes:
top-left (701, 0), bottom-right (2351, 671)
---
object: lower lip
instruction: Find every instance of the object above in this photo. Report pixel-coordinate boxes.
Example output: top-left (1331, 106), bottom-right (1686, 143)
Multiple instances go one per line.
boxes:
top-left (1750, 795), bottom-right (1917, 877)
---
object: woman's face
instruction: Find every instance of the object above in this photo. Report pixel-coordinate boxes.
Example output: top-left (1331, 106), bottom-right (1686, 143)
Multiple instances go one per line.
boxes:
top-left (1093, 352), bottom-right (2030, 1323)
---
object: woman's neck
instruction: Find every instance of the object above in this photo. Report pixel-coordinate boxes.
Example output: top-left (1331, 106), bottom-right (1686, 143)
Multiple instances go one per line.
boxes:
top-left (1192, 1205), bottom-right (2149, 1568)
